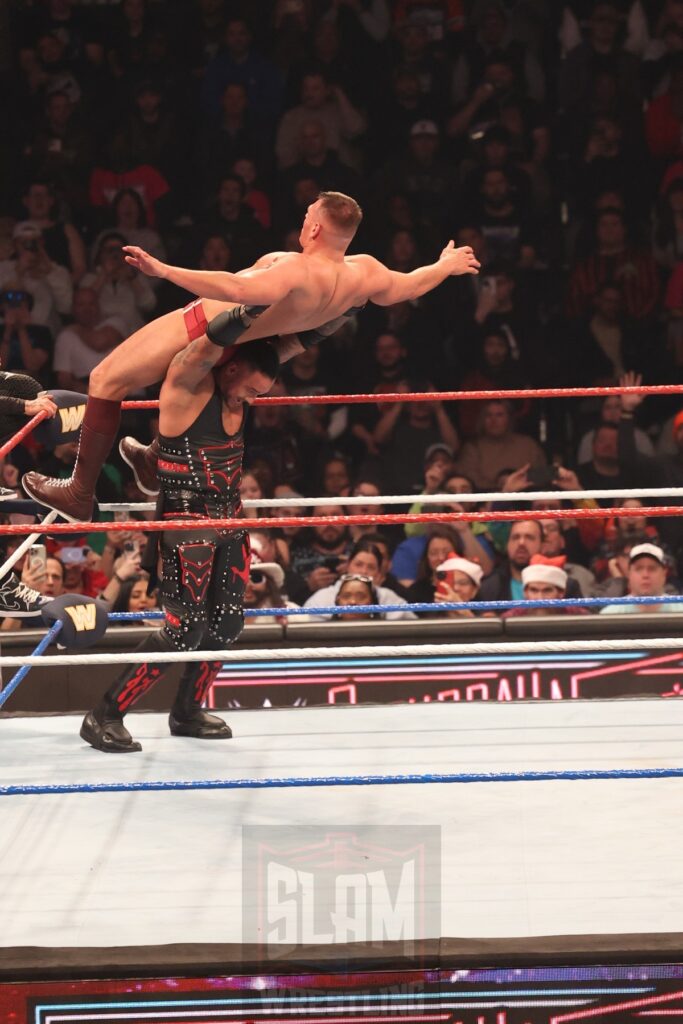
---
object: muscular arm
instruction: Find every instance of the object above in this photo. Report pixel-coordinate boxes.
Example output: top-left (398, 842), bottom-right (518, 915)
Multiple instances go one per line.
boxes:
top-left (123, 246), bottom-right (306, 304)
top-left (165, 334), bottom-right (225, 392)
top-left (363, 243), bottom-right (480, 306)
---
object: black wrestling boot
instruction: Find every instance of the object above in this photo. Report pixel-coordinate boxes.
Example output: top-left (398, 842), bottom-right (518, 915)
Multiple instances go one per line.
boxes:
top-left (169, 708), bottom-right (233, 738)
top-left (80, 702), bottom-right (142, 753)
top-left (81, 631), bottom-right (176, 752)
top-left (169, 659), bottom-right (232, 739)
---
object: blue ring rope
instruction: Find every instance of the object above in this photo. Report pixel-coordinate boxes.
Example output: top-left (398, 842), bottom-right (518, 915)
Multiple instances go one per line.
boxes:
top-left (5, 594), bottom-right (672, 710)
top-left (3, 766), bottom-right (683, 797)
top-left (0, 619), bottom-right (62, 710)
top-left (1, 596), bottom-right (679, 709)
top-left (108, 593), bottom-right (683, 620)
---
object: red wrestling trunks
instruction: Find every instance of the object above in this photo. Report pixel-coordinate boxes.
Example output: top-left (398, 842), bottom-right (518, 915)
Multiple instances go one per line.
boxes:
top-left (182, 299), bottom-right (208, 341)
top-left (182, 299), bottom-right (234, 366)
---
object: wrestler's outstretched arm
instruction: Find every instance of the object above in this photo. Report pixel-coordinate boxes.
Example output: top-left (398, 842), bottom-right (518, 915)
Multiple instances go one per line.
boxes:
top-left (122, 245), bottom-right (306, 304)
top-left (362, 241), bottom-right (480, 306)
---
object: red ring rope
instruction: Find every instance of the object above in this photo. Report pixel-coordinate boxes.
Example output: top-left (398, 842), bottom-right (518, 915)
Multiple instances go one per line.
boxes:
top-left (0, 411), bottom-right (48, 459)
top-left (1, 504), bottom-right (682, 537)
top-left (120, 383), bottom-right (683, 409)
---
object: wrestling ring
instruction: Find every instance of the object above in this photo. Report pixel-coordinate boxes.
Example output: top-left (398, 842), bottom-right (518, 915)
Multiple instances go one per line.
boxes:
top-left (3, 382), bottom-right (683, 1016)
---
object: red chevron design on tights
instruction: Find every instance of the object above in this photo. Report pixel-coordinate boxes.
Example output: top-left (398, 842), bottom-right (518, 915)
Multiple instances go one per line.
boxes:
top-left (230, 537), bottom-right (251, 586)
top-left (193, 661), bottom-right (223, 704)
top-left (117, 663), bottom-right (163, 713)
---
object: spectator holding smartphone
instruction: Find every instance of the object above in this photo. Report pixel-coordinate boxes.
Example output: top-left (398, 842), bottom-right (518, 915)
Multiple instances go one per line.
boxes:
top-left (0, 550), bottom-right (67, 631)
top-left (54, 545), bottom-right (109, 598)
top-left (406, 527), bottom-right (465, 608)
top-left (433, 555), bottom-right (484, 619)
top-left (290, 504), bottom-right (351, 595)
top-left (99, 541), bottom-right (144, 607)
top-left (0, 222), bottom-right (72, 336)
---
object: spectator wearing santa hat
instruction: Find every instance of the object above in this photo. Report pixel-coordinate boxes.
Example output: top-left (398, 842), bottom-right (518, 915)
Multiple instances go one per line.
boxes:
top-left (432, 554), bottom-right (484, 619)
top-left (502, 555), bottom-right (590, 617)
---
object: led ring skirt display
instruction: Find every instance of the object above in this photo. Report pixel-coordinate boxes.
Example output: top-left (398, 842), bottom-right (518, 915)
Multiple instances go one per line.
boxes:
top-left (3, 385), bottom-right (683, 1024)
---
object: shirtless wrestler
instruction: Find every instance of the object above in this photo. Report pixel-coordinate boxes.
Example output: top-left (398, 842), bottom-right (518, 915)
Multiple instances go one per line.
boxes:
top-left (23, 191), bottom-right (480, 521)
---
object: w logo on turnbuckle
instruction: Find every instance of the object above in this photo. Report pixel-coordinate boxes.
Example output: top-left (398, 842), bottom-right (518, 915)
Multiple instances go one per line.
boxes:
top-left (64, 603), bottom-right (97, 632)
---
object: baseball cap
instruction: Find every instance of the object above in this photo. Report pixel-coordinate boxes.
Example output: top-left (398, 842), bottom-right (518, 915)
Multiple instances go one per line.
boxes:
top-left (629, 542), bottom-right (665, 565)
top-left (424, 442), bottom-right (455, 464)
top-left (410, 119), bottom-right (439, 137)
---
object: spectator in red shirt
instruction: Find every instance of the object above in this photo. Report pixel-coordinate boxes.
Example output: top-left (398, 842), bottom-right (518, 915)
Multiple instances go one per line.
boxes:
top-left (566, 207), bottom-right (660, 322)
top-left (645, 57), bottom-right (683, 163)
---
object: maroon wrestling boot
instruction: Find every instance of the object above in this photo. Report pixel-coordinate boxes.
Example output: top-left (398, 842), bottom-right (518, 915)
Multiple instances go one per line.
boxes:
top-left (22, 397), bottom-right (121, 522)
top-left (119, 436), bottom-right (159, 496)
top-left (23, 470), bottom-right (93, 523)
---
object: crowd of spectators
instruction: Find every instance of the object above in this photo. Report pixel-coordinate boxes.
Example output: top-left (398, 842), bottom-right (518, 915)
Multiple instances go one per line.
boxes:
top-left (2, 0), bottom-right (683, 628)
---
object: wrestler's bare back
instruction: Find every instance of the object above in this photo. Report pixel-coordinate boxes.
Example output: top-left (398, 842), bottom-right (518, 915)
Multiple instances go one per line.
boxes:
top-left (90, 251), bottom-right (369, 401)
top-left (204, 251), bottom-right (369, 335)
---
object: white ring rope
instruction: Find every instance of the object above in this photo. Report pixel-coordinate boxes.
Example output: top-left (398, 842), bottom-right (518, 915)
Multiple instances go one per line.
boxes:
top-left (0, 509), bottom-right (58, 580)
top-left (3, 636), bottom-right (683, 669)
top-left (99, 486), bottom-right (683, 514)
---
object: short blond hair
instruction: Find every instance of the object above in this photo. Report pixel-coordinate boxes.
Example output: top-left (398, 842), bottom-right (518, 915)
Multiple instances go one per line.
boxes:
top-left (318, 191), bottom-right (363, 237)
